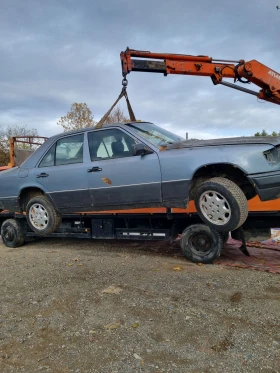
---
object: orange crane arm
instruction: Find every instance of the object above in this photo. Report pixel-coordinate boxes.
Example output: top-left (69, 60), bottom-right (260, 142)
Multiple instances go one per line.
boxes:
top-left (120, 48), bottom-right (280, 105)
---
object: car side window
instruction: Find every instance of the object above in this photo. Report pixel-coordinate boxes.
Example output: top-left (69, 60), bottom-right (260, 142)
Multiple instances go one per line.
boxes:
top-left (88, 129), bottom-right (136, 161)
top-left (39, 134), bottom-right (84, 167)
top-left (39, 143), bottom-right (56, 167)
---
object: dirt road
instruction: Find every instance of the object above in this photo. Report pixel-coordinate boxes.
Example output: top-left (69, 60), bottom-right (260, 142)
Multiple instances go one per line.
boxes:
top-left (0, 237), bottom-right (279, 373)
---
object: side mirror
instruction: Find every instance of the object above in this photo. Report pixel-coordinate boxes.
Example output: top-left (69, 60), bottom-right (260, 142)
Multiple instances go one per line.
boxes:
top-left (132, 143), bottom-right (153, 156)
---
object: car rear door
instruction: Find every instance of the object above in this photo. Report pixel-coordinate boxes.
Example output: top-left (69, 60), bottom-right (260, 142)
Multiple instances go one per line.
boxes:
top-left (86, 128), bottom-right (162, 209)
top-left (34, 133), bottom-right (92, 211)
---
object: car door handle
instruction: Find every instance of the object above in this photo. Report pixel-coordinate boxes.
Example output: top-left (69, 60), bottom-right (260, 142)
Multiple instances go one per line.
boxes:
top-left (88, 167), bottom-right (102, 173)
top-left (36, 173), bottom-right (49, 178)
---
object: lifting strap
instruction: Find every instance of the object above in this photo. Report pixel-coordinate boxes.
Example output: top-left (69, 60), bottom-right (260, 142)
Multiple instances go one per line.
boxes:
top-left (95, 88), bottom-right (136, 129)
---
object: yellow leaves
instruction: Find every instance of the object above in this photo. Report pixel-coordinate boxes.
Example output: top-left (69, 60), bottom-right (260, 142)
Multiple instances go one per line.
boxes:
top-left (101, 285), bottom-right (123, 295)
top-left (57, 102), bottom-right (96, 132)
top-left (132, 322), bottom-right (139, 329)
top-left (104, 322), bottom-right (121, 330)
top-left (173, 266), bottom-right (182, 271)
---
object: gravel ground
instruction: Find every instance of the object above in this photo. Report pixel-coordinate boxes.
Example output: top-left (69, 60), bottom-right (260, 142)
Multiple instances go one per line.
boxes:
top-left (0, 237), bottom-right (279, 373)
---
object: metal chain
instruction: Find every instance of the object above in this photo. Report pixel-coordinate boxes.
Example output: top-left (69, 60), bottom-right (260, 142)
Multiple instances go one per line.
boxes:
top-left (95, 74), bottom-right (136, 128)
top-left (122, 74), bottom-right (128, 89)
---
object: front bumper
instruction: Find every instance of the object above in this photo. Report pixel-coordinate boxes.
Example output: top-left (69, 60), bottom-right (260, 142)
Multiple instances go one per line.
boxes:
top-left (248, 170), bottom-right (280, 202)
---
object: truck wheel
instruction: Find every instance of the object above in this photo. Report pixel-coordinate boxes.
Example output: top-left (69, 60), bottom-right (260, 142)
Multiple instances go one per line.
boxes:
top-left (26, 195), bottom-right (61, 235)
top-left (1, 219), bottom-right (25, 248)
top-left (180, 224), bottom-right (223, 264)
top-left (194, 177), bottom-right (248, 232)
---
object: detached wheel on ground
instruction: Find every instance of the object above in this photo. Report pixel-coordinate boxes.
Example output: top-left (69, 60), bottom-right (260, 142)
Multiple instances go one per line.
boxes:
top-left (194, 177), bottom-right (248, 232)
top-left (180, 224), bottom-right (223, 264)
top-left (1, 219), bottom-right (25, 248)
top-left (26, 195), bottom-right (61, 235)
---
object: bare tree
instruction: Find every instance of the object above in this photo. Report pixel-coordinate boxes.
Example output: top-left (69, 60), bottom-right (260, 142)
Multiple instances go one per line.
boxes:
top-left (0, 124), bottom-right (38, 166)
top-left (104, 106), bottom-right (129, 124)
top-left (57, 103), bottom-right (96, 132)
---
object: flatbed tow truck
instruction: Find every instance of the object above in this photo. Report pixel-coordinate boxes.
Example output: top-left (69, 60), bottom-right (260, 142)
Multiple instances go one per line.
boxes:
top-left (0, 199), bottom-right (279, 263)
top-left (1, 49), bottom-right (280, 263)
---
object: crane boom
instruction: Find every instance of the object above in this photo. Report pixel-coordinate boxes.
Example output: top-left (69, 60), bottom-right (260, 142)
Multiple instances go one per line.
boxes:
top-left (120, 48), bottom-right (280, 105)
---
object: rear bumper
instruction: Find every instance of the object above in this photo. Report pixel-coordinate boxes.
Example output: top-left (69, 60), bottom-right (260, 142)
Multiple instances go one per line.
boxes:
top-left (248, 170), bottom-right (280, 202)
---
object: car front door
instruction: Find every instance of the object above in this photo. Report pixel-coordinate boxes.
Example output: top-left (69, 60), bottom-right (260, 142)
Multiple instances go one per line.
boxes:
top-left (86, 128), bottom-right (162, 209)
top-left (34, 133), bottom-right (91, 211)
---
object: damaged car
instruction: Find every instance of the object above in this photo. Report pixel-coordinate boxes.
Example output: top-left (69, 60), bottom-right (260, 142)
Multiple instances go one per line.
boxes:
top-left (1, 121), bottom-right (280, 235)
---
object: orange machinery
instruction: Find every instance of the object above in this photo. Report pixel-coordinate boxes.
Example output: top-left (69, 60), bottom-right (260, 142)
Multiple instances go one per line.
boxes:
top-left (121, 48), bottom-right (280, 215)
top-left (120, 48), bottom-right (280, 105)
top-left (0, 136), bottom-right (48, 172)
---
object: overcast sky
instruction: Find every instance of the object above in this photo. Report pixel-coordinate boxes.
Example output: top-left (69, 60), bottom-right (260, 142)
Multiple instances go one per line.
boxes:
top-left (0, 0), bottom-right (279, 139)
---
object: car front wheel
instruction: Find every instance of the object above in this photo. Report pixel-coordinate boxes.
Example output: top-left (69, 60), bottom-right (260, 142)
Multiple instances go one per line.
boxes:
top-left (194, 177), bottom-right (248, 232)
top-left (26, 195), bottom-right (61, 235)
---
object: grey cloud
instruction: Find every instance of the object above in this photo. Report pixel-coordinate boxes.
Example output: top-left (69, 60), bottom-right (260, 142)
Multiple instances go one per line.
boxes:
top-left (0, 0), bottom-right (279, 139)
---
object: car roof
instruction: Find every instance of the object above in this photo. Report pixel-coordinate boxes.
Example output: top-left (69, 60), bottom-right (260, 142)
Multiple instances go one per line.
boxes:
top-left (20, 121), bottom-right (151, 169)
top-left (50, 121), bottom-right (149, 140)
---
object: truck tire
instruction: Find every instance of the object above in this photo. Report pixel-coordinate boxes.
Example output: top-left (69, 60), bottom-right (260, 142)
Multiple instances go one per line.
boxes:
top-left (1, 219), bottom-right (25, 248)
top-left (26, 195), bottom-right (61, 235)
top-left (180, 224), bottom-right (223, 264)
top-left (194, 177), bottom-right (248, 232)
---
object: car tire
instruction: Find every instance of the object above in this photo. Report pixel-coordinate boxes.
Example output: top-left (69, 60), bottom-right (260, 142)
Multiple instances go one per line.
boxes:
top-left (1, 219), bottom-right (25, 248)
top-left (194, 177), bottom-right (248, 232)
top-left (180, 224), bottom-right (223, 264)
top-left (26, 195), bottom-right (61, 236)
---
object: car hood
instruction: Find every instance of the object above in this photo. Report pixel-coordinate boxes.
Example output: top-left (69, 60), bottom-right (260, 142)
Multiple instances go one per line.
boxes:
top-left (165, 136), bottom-right (280, 150)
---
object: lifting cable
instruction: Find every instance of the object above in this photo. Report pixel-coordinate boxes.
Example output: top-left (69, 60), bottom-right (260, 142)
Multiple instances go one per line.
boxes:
top-left (95, 76), bottom-right (136, 129)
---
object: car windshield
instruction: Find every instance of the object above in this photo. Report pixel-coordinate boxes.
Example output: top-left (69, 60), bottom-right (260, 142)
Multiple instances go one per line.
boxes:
top-left (127, 122), bottom-right (184, 148)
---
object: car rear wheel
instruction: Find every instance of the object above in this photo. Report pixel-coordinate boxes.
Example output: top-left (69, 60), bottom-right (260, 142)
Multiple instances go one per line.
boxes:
top-left (26, 195), bottom-right (61, 235)
top-left (194, 177), bottom-right (248, 232)
top-left (180, 224), bottom-right (223, 263)
top-left (1, 219), bottom-right (25, 248)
